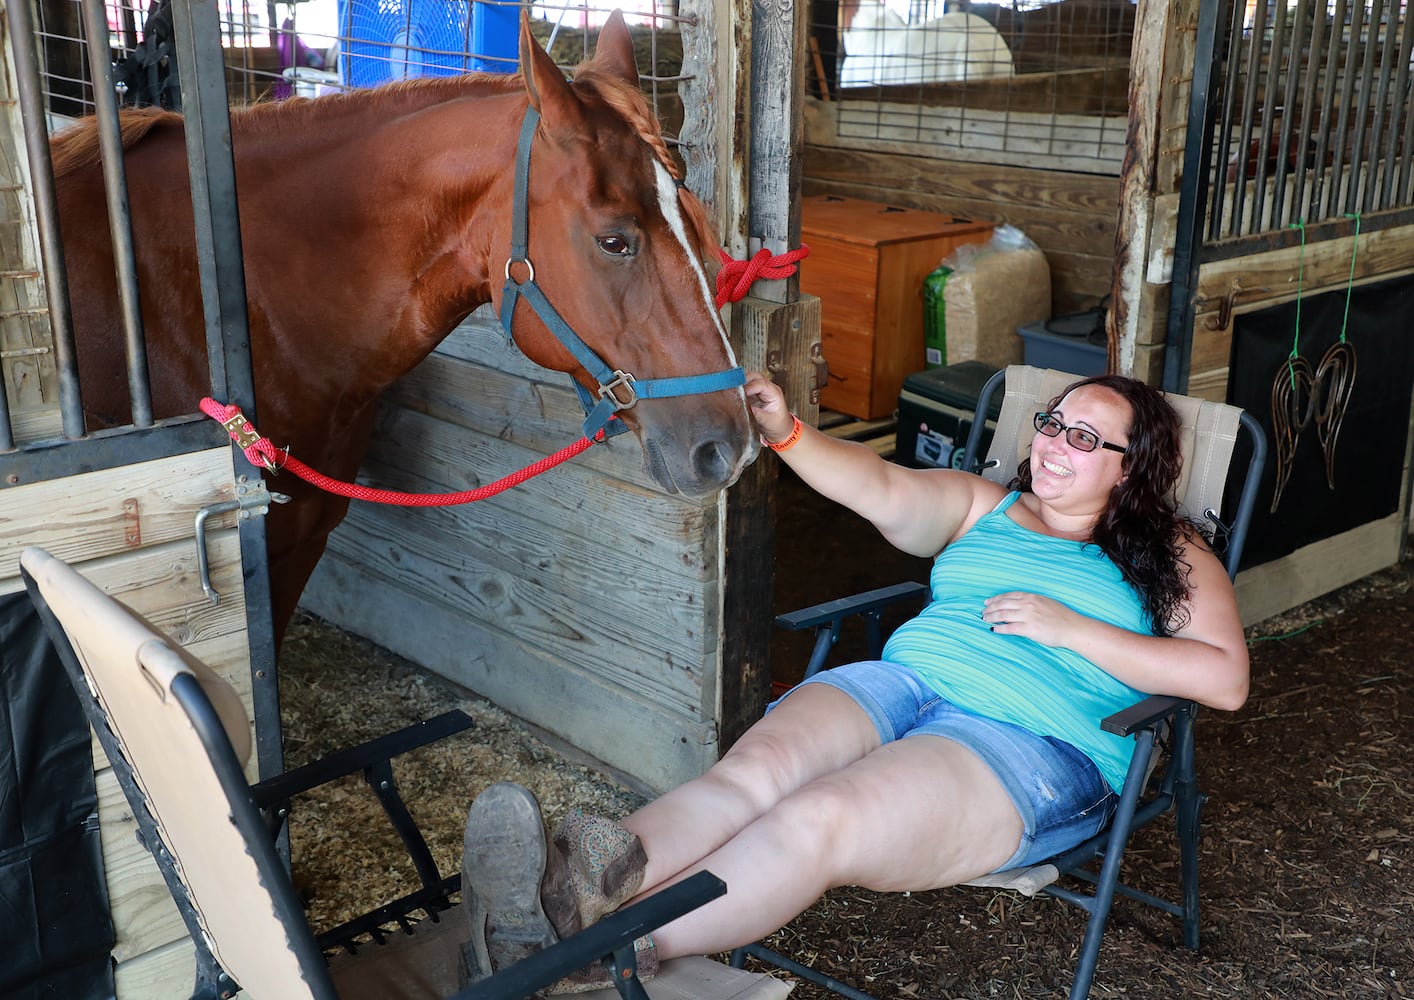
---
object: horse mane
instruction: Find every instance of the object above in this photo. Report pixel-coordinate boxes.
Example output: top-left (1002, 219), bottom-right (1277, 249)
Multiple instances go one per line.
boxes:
top-left (50, 106), bottom-right (180, 177)
top-left (48, 74), bottom-right (518, 178)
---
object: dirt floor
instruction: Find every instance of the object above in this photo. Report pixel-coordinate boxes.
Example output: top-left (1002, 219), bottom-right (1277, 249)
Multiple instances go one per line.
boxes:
top-left (281, 464), bottom-right (1413, 1000)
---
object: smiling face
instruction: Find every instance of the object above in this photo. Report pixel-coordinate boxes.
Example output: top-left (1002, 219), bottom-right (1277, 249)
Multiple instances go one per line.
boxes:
top-left (1027, 383), bottom-right (1133, 517)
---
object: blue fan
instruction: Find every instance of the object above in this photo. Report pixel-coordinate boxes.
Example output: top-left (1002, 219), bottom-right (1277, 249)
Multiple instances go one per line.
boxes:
top-left (340, 0), bottom-right (519, 87)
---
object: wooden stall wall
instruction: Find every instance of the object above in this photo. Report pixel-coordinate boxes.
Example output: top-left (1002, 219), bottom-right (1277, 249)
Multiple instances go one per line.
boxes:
top-left (0, 453), bottom-right (252, 999)
top-left (301, 311), bottom-right (731, 795)
top-left (5, 22), bottom-right (257, 995)
top-left (801, 0), bottom-right (1133, 319)
top-left (801, 106), bottom-right (1120, 319)
top-left (1189, 227), bottom-right (1414, 625)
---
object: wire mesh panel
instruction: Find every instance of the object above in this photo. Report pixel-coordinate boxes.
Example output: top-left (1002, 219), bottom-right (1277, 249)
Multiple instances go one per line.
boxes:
top-left (0, 41), bottom-right (61, 447)
top-left (29, 1), bottom-right (690, 143)
top-left (816, 0), bottom-right (1135, 174)
top-left (1204, 0), bottom-right (1414, 242)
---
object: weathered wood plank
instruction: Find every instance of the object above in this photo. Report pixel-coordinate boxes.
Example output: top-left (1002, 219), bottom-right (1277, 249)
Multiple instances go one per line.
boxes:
top-left (98, 768), bottom-right (188, 962)
top-left (811, 96), bottom-right (1126, 174)
top-left (112, 936), bottom-right (196, 1000)
top-left (1235, 514), bottom-right (1407, 625)
top-left (315, 496), bottom-right (719, 714)
top-left (802, 142), bottom-right (1122, 216)
top-left (379, 349), bottom-right (661, 494)
top-left (1110, 0), bottom-right (1172, 375)
top-left (837, 66), bottom-right (1130, 117)
top-left (802, 176), bottom-right (1115, 313)
top-left (303, 549), bottom-right (721, 794)
top-left (1195, 224), bottom-right (1414, 312)
top-left (0, 449), bottom-right (239, 593)
top-left (803, 175), bottom-right (1118, 263)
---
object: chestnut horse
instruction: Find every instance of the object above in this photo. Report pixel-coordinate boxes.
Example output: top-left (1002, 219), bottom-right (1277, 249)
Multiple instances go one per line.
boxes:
top-left (50, 13), bottom-right (757, 642)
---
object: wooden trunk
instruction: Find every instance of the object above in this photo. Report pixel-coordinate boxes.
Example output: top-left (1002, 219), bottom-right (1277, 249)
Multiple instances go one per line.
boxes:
top-left (800, 194), bottom-right (993, 419)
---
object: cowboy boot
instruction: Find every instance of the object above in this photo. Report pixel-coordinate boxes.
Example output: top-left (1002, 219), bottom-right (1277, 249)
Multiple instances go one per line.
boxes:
top-left (459, 782), bottom-right (560, 985)
top-left (546, 808), bottom-right (648, 933)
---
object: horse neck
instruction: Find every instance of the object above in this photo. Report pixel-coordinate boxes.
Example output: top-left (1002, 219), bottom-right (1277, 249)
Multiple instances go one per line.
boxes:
top-left (232, 82), bottom-right (527, 407)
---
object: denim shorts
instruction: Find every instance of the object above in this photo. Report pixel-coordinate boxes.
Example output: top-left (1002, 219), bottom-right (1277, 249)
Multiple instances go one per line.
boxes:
top-left (771, 660), bottom-right (1117, 871)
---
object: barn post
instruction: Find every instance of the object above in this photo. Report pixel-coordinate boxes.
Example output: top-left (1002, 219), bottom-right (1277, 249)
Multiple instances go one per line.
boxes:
top-left (681, 0), bottom-right (820, 747)
top-left (167, 0), bottom-right (283, 779)
top-left (1110, 0), bottom-right (1201, 387)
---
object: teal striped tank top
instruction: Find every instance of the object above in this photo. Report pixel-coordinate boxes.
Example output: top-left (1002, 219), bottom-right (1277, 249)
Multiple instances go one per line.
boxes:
top-left (881, 491), bottom-right (1151, 792)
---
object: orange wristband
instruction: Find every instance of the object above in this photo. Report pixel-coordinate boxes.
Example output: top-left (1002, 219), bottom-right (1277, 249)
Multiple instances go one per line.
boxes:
top-left (764, 414), bottom-right (804, 452)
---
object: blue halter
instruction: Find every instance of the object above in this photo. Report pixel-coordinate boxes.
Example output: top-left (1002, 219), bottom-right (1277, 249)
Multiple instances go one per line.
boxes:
top-left (497, 108), bottom-right (747, 441)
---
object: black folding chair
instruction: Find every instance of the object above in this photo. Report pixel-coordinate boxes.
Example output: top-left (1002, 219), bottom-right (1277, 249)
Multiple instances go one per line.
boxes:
top-left (732, 365), bottom-right (1267, 1000)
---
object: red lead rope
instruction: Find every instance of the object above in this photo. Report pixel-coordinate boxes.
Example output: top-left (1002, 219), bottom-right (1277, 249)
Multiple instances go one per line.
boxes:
top-left (200, 397), bottom-right (603, 506)
top-left (716, 245), bottom-right (810, 308)
top-left (203, 244), bottom-right (809, 506)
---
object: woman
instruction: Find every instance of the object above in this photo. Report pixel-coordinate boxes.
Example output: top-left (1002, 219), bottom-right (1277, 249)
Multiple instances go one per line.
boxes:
top-left (461, 370), bottom-right (1250, 992)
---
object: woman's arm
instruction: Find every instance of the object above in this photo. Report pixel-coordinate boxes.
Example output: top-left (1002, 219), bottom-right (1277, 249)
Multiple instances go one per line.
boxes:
top-left (746, 372), bottom-right (998, 557)
top-left (980, 539), bottom-right (1250, 711)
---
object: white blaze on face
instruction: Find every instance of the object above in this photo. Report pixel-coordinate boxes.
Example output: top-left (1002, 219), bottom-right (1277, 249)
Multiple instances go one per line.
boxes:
top-left (652, 160), bottom-right (739, 366)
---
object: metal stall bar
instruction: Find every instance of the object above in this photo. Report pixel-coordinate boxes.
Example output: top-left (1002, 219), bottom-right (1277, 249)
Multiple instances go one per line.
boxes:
top-left (1228, 0), bottom-right (1266, 236)
top-left (1322, 0), bottom-right (1362, 220)
top-left (1164, 0), bottom-right (1229, 393)
top-left (1270, 0), bottom-right (1308, 231)
top-left (1310, 0), bottom-right (1348, 222)
top-left (4, 0), bottom-right (83, 440)
top-left (1343, 0), bottom-right (1384, 216)
top-left (1376, 4), bottom-right (1414, 208)
top-left (1391, 11), bottom-right (1414, 204)
top-left (79, 0), bottom-right (153, 428)
top-left (1248, 0), bottom-right (1287, 235)
top-left (167, 0), bottom-right (283, 780)
top-left (1208, 0), bottom-right (1247, 241)
top-left (1291, 0), bottom-right (1327, 224)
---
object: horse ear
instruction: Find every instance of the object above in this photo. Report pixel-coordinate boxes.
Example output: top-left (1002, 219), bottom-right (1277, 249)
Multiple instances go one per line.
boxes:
top-left (591, 10), bottom-right (640, 87)
top-left (519, 11), bottom-right (583, 129)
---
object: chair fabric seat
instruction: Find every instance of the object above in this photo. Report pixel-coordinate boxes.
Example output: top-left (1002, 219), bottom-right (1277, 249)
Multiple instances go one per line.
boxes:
top-left (961, 864), bottom-right (1062, 897)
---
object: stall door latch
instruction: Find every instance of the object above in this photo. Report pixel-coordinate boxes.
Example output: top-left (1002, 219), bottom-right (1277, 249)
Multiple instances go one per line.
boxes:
top-left (194, 477), bottom-right (290, 605)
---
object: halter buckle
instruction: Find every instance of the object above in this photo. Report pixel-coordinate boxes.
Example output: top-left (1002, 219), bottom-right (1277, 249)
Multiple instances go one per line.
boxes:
top-left (599, 370), bottom-right (639, 410)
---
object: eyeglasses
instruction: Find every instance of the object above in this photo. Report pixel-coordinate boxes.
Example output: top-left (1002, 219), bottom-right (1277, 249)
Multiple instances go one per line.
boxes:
top-left (1033, 412), bottom-right (1128, 454)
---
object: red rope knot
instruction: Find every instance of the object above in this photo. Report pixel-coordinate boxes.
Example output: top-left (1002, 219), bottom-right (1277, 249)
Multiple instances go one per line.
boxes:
top-left (715, 245), bottom-right (811, 307)
top-left (199, 397), bottom-right (285, 472)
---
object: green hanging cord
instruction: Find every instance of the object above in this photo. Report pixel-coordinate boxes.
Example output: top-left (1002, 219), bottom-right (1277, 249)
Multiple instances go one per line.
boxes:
top-left (1289, 219), bottom-right (1306, 390)
top-left (1339, 212), bottom-right (1361, 346)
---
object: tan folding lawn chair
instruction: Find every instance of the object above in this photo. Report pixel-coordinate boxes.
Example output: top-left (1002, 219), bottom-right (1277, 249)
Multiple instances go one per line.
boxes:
top-left (732, 365), bottom-right (1267, 1000)
top-left (21, 546), bottom-right (792, 1000)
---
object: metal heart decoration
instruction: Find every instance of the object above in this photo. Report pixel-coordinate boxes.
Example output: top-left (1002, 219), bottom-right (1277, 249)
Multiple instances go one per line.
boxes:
top-left (1269, 340), bottom-right (1358, 512)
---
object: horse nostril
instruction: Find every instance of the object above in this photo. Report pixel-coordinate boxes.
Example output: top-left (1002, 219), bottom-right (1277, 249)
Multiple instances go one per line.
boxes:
top-left (692, 438), bottom-right (736, 485)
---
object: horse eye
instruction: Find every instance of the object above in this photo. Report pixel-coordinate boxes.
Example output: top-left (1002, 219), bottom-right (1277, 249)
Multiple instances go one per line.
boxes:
top-left (597, 234), bottom-right (633, 256)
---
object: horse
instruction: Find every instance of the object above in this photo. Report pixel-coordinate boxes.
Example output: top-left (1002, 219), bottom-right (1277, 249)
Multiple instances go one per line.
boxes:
top-left (49, 12), bottom-right (759, 644)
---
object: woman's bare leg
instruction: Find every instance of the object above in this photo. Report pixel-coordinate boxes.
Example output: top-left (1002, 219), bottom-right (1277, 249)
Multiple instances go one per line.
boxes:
top-left (643, 734), bottom-right (1025, 958)
top-left (622, 684), bottom-right (881, 889)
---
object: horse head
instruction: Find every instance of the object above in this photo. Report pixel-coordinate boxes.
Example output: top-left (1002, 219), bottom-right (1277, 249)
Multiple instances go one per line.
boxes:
top-left (496, 12), bottom-right (759, 499)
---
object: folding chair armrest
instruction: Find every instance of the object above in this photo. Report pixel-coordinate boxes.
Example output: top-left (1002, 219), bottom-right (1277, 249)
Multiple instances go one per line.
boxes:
top-left (774, 581), bottom-right (929, 632)
top-left (453, 870), bottom-right (727, 999)
top-left (1100, 695), bottom-right (1192, 737)
top-left (250, 709), bottom-right (474, 807)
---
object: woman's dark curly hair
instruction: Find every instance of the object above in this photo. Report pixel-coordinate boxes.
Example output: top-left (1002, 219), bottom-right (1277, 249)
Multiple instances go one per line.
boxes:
top-left (1010, 374), bottom-right (1206, 636)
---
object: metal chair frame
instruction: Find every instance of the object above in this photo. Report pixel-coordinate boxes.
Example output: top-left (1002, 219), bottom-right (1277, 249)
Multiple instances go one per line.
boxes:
top-left (22, 548), bottom-right (722, 1000)
top-left (731, 366), bottom-right (1268, 1000)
